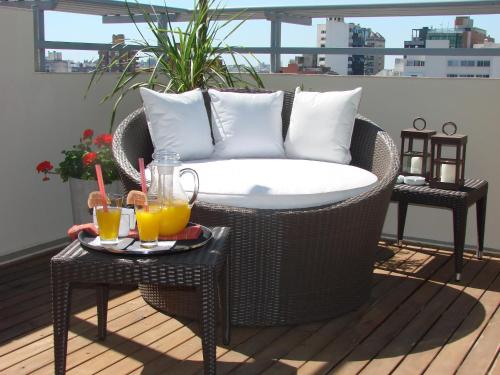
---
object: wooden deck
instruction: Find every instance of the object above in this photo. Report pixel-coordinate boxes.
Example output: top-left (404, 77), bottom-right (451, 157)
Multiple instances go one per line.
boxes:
top-left (0, 242), bottom-right (499, 375)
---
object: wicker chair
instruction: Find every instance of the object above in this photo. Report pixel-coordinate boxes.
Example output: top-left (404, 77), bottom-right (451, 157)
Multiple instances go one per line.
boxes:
top-left (112, 89), bottom-right (399, 326)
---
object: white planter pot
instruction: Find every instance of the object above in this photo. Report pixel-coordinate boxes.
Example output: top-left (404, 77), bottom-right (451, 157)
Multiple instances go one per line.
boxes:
top-left (69, 178), bottom-right (123, 224)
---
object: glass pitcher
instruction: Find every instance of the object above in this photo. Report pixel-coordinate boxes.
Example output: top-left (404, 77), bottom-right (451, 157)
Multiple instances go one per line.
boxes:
top-left (149, 151), bottom-right (199, 236)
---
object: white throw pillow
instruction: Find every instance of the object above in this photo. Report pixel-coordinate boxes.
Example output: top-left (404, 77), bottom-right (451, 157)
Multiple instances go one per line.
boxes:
top-left (140, 87), bottom-right (213, 161)
top-left (208, 89), bottom-right (285, 158)
top-left (284, 87), bottom-right (363, 164)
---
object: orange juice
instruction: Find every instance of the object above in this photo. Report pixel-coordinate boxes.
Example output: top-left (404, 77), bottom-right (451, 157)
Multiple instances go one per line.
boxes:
top-left (96, 207), bottom-right (121, 242)
top-left (159, 200), bottom-right (191, 236)
top-left (136, 205), bottom-right (162, 243)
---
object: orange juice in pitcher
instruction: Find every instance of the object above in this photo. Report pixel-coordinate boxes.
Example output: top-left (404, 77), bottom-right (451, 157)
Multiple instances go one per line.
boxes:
top-left (159, 200), bottom-right (192, 236)
top-left (149, 151), bottom-right (199, 236)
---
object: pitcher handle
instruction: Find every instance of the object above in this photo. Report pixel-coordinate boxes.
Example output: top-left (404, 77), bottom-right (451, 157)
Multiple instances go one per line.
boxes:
top-left (180, 168), bottom-right (199, 206)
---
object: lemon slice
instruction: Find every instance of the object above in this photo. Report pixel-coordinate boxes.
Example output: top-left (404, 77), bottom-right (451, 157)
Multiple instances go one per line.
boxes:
top-left (87, 191), bottom-right (110, 208)
top-left (126, 190), bottom-right (147, 206)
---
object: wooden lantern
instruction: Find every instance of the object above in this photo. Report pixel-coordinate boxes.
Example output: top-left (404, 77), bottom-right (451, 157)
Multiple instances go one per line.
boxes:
top-left (429, 122), bottom-right (467, 190)
top-left (400, 117), bottom-right (436, 179)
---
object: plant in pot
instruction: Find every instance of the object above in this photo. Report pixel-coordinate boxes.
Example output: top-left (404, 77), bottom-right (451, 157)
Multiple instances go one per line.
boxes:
top-left (36, 129), bottom-right (121, 224)
top-left (87, 0), bottom-right (264, 130)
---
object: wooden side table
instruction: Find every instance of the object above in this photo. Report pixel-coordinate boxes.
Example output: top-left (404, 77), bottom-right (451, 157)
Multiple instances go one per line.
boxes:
top-left (50, 227), bottom-right (230, 375)
top-left (391, 179), bottom-right (488, 281)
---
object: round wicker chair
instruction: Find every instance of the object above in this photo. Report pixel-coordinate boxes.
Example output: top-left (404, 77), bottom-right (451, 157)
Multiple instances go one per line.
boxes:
top-left (112, 88), bottom-right (399, 326)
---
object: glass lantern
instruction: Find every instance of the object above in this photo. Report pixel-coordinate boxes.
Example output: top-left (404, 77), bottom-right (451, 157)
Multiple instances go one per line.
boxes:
top-left (430, 122), bottom-right (467, 190)
top-left (400, 117), bottom-right (436, 179)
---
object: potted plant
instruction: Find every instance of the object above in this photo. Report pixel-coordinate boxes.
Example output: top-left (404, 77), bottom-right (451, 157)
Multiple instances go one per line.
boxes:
top-left (36, 128), bottom-right (121, 224)
top-left (88, 0), bottom-right (264, 130)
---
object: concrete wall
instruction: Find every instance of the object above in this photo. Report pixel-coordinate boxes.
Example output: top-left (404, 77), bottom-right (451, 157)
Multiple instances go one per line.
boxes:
top-left (0, 8), bottom-right (139, 256)
top-left (1, 7), bottom-right (499, 256)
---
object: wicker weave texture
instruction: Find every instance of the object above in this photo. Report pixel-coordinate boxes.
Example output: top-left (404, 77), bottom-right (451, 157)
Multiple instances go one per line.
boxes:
top-left (112, 89), bottom-right (399, 326)
top-left (51, 228), bottom-right (230, 375)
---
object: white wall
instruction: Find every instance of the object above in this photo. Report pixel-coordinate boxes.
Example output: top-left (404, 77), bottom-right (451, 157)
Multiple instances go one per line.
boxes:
top-left (1, 7), bottom-right (500, 256)
top-left (0, 8), bottom-right (139, 256)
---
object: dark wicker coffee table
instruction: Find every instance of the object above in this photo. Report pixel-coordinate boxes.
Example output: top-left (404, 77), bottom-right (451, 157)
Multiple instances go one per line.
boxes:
top-left (50, 227), bottom-right (230, 375)
top-left (391, 179), bottom-right (488, 281)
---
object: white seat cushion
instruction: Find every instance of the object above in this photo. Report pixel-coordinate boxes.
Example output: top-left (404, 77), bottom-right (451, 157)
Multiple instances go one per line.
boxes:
top-left (180, 159), bottom-right (378, 209)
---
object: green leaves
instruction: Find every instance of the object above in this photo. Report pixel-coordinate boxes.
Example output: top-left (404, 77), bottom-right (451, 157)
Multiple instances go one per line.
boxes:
top-left (87, 0), bottom-right (264, 132)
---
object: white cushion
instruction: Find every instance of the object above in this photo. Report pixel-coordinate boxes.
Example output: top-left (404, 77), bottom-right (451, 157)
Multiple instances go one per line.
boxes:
top-left (208, 89), bottom-right (285, 158)
top-left (180, 158), bottom-right (377, 209)
top-left (140, 88), bottom-right (213, 161)
top-left (285, 87), bottom-right (363, 164)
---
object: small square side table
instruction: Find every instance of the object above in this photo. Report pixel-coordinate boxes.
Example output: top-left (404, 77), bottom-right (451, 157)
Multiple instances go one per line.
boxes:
top-left (51, 227), bottom-right (230, 375)
top-left (391, 179), bottom-right (488, 281)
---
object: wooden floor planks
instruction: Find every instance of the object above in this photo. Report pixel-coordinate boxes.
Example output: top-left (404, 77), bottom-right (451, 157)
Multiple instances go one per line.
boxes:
top-left (0, 242), bottom-right (498, 375)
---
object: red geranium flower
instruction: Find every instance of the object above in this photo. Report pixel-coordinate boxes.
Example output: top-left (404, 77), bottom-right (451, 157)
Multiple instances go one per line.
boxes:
top-left (82, 129), bottom-right (94, 139)
top-left (82, 152), bottom-right (97, 166)
top-left (94, 133), bottom-right (113, 147)
top-left (36, 160), bottom-right (54, 181)
top-left (36, 161), bottom-right (53, 173)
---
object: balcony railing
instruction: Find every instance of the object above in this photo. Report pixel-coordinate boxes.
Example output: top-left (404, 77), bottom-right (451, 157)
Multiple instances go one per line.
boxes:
top-left (2, 0), bottom-right (500, 72)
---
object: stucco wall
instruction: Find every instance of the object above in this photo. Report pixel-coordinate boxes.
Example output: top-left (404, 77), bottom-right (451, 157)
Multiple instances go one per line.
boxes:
top-left (1, 7), bottom-right (499, 256)
top-left (0, 8), bottom-right (139, 256)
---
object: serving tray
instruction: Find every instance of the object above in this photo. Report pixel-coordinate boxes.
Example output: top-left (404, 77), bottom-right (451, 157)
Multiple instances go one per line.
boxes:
top-left (78, 224), bottom-right (213, 255)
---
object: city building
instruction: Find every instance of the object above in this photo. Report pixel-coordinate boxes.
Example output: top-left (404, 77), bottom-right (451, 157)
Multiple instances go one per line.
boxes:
top-left (280, 54), bottom-right (332, 74)
top-left (98, 34), bottom-right (138, 72)
top-left (403, 17), bottom-right (499, 78)
top-left (317, 17), bottom-right (385, 75)
top-left (45, 50), bottom-right (71, 73)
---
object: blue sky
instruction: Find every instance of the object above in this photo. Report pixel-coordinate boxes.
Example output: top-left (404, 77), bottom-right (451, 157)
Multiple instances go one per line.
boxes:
top-left (45, 0), bottom-right (500, 69)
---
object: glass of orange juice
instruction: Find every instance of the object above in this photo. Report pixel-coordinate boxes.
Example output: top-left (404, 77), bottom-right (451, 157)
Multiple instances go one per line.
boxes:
top-left (135, 197), bottom-right (162, 248)
top-left (95, 194), bottom-right (123, 245)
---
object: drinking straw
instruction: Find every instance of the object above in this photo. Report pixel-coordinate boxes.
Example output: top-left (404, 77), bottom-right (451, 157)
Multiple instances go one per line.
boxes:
top-left (138, 158), bottom-right (149, 211)
top-left (138, 158), bottom-right (147, 195)
top-left (95, 164), bottom-right (108, 212)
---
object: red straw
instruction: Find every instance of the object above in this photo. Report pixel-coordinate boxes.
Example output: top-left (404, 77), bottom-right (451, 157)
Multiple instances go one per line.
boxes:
top-left (138, 158), bottom-right (147, 195)
top-left (95, 164), bottom-right (108, 212)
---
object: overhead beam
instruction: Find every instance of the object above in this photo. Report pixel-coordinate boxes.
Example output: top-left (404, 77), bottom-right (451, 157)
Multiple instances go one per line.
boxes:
top-left (265, 11), bottom-right (311, 26)
top-left (102, 13), bottom-right (178, 24)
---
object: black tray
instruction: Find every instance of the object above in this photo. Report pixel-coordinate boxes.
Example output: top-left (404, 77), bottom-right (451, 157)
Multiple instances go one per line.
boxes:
top-left (78, 224), bottom-right (213, 255)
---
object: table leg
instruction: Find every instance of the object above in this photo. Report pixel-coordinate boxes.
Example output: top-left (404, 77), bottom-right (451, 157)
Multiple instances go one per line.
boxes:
top-left (476, 195), bottom-right (487, 260)
top-left (222, 257), bottom-right (231, 346)
top-left (453, 206), bottom-right (468, 282)
top-left (397, 201), bottom-right (408, 246)
top-left (200, 272), bottom-right (217, 375)
top-left (51, 279), bottom-right (72, 375)
top-left (96, 284), bottom-right (109, 340)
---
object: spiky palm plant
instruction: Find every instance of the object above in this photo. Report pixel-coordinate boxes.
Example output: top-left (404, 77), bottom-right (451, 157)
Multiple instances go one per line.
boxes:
top-left (88, 0), bottom-right (264, 131)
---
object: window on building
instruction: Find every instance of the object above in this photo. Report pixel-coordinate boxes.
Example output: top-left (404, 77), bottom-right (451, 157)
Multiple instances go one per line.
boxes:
top-left (458, 74), bottom-right (475, 77)
top-left (406, 60), bottom-right (425, 67)
top-left (460, 60), bottom-right (475, 67)
top-left (321, 30), bottom-right (326, 34)
top-left (321, 37), bottom-right (326, 41)
top-left (447, 74), bottom-right (458, 77)
top-left (319, 57), bottom-right (325, 62)
top-left (477, 60), bottom-right (491, 67)
top-left (320, 43), bottom-right (325, 48)
top-left (476, 74), bottom-right (490, 78)
top-left (447, 60), bottom-right (459, 67)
